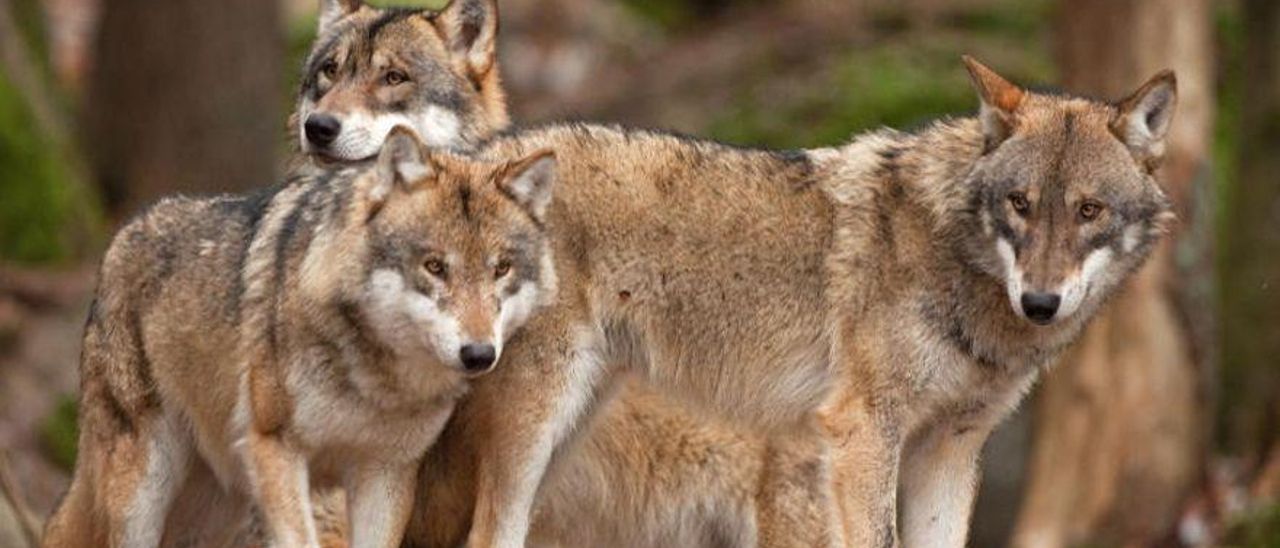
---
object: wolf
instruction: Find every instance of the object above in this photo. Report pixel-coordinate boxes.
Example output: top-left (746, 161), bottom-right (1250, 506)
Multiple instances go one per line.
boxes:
top-left (404, 58), bottom-right (1179, 548)
top-left (40, 128), bottom-right (559, 548)
top-left (285, 1), bottom-right (842, 545)
top-left (295, 0), bottom-right (508, 163)
top-left (522, 376), bottom-right (840, 548)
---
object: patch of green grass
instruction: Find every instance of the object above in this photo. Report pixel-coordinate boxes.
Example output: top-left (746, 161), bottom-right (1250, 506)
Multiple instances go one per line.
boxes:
top-left (1224, 503), bottom-right (1280, 548)
top-left (706, 0), bottom-right (1054, 150)
top-left (941, 0), bottom-right (1049, 41)
top-left (618, 0), bottom-right (695, 29)
top-left (708, 47), bottom-right (982, 149)
top-left (0, 73), bottom-right (81, 264)
top-left (40, 396), bottom-right (78, 471)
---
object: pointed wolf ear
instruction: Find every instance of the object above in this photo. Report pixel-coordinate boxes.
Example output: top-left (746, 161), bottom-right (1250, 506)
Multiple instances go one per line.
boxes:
top-left (963, 55), bottom-right (1025, 152)
top-left (498, 150), bottom-right (556, 222)
top-left (368, 127), bottom-right (433, 208)
top-left (434, 0), bottom-right (499, 83)
top-left (319, 0), bottom-right (362, 34)
top-left (1111, 70), bottom-right (1177, 170)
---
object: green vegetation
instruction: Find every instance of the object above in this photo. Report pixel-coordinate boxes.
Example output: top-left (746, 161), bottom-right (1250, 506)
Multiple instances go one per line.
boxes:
top-left (618, 0), bottom-right (696, 29)
top-left (0, 0), bottom-right (99, 265)
top-left (709, 47), bottom-right (980, 148)
top-left (0, 73), bottom-right (82, 264)
top-left (708, 0), bottom-right (1053, 148)
top-left (39, 396), bottom-right (78, 471)
top-left (1225, 503), bottom-right (1280, 548)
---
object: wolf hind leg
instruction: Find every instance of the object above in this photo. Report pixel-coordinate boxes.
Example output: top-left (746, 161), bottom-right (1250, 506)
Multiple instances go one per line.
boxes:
top-left (755, 425), bottom-right (844, 548)
top-left (43, 467), bottom-right (108, 548)
top-left (44, 402), bottom-right (191, 548)
top-left (109, 410), bottom-right (193, 548)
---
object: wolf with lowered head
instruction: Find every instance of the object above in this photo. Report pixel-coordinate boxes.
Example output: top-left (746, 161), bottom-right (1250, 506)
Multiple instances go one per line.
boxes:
top-left (41, 129), bottom-right (558, 548)
top-left (407, 58), bottom-right (1178, 548)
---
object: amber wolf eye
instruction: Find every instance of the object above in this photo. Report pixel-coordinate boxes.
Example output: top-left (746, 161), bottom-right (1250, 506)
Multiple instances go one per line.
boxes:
top-left (424, 258), bottom-right (447, 277)
top-left (494, 260), bottom-right (512, 279)
top-left (384, 70), bottom-right (410, 86)
top-left (1079, 201), bottom-right (1104, 221)
top-left (1008, 192), bottom-right (1031, 216)
top-left (321, 59), bottom-right (339, 79)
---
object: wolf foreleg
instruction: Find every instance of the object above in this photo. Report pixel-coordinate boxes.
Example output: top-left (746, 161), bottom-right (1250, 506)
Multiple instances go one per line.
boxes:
top-left (346, 461), bottom-right (419, 548)
top-left (898, 422), bottom-right (988, 548)
top-left (463, 313), bottom-right (605, 548)
top-left (819, 391), bottom-right (903, 548)
top-left (243, 430), bottom-right (320, 548)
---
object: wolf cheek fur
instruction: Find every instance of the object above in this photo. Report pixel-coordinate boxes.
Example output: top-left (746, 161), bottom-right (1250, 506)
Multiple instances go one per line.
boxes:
top-left (41, 128), bottom-right (558, 548)
top-left (410, 59), bottom-right (1177, 548)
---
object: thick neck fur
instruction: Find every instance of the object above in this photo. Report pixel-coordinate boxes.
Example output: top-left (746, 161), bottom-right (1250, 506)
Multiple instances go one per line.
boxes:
top-left (250, 171), bottom-right (464, 412)
top-left (818, 117), bottom-right (1097, 376)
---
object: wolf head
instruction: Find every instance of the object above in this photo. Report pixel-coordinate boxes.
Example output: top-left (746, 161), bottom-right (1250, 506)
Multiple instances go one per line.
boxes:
top-left (295, 0), bottom-right (508, 161)
top-left (961, 57), bottom-right (1176, 327)
top-left (347, 128), bottom-right (556, 375)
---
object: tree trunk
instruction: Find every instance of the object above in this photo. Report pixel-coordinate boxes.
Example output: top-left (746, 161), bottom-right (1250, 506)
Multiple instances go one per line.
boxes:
top-left (1222, 0), bottom-right (1280, 499)
top-left (1011, 0), bottom-right (1215, 546)
top-left (84, 0), bottom-right (283, 219)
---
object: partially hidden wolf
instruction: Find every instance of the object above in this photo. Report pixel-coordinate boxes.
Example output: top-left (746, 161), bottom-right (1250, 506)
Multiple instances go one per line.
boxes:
top-left (406, 58), bottom-right (1179, 548)
top-left (41, 129), bottom-right (559, 548)
top-left (295, 0), bottom-right (508, 162)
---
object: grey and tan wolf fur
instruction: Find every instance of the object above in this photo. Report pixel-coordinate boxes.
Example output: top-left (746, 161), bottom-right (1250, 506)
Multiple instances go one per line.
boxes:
top-left (40, 128), bottom-right (559, 548)
top-left (405, 58), bottom-right (1179, 548)
top-left (295, 0), bottom-right (508, 162)
top-left (289, 2), bottom-right (841, 545)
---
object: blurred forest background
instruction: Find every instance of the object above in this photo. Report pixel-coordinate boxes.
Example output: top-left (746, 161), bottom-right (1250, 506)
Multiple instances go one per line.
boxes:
top-left (0, 0), bottom-right (1277, 546)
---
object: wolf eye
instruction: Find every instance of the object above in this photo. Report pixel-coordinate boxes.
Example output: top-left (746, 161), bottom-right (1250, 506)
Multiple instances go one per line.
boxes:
top-left (1008, 192), bottom-right (1031, 216)
top-left (384, 70), bottom-right (410, 86)
top-left (1079, 201), bottom-right (1104, 221)
top-left (423, 258), bottom-right (447, 277)
top-left (494, 260), bottom-right (512, 279)
top-left (321, 59), bottom-right (339, 79)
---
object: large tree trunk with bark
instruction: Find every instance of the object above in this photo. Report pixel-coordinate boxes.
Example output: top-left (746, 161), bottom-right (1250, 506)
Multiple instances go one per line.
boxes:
top-left (84, 0), bottom-right (283, 219)
top-left (1222, 0), bottom-right (1280, 502)
top-left (1011, 0), bottom-right (1215, 546)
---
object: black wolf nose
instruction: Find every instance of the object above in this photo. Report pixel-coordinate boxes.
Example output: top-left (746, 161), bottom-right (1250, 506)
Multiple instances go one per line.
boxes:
top-left (304, 114), bottom-right (341, 146)
top-left (1020, 292), bottom-right (1061, 325)
top-left (459, 344), bottom-right (497, 373)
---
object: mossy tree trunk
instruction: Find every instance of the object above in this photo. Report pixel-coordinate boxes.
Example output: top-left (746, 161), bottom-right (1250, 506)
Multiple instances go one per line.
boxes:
top-left (1222, 0), bottom-right (1280, 498)
top-left (84, 0), bottom-right (283, 220)
top-left (1011, 0), bottom-right (1215, 545)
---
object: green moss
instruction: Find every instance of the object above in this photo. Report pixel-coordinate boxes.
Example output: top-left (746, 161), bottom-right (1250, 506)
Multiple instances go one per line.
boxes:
top-left (940, 0), bottom-right (1049, 41)
top-left (1223, 503), bottom-right (1280, 548)
top-left (708, 46), bottom-right (1048, 149)
top-left (705, 0), bottom-right (1052, 149)
top-left (618, 0), bottom-right (695, 29)
top-left (0, 73), bottom-right (81, 264)
top-left (39, 396), bottom-right (78, 471)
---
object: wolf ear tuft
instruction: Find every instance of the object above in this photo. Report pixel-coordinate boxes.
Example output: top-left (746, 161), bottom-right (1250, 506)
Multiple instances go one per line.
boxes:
top-left (498, 150), bottom-right (556, 222)
top-left (368, 127), bottom-right (432, 207)
top-left (435, 0), bottom-right (499, 83)
top-left (1112, 70), bottom-right (1178, 170)
top-left (963, 55), bottom-right (1025, 152)
top-left (319, 0), bottom-right (362, 34)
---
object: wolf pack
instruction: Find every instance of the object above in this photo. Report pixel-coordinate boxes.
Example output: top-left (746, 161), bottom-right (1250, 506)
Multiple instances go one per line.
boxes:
top-left (40, 0), bottom-right (1180, 547)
